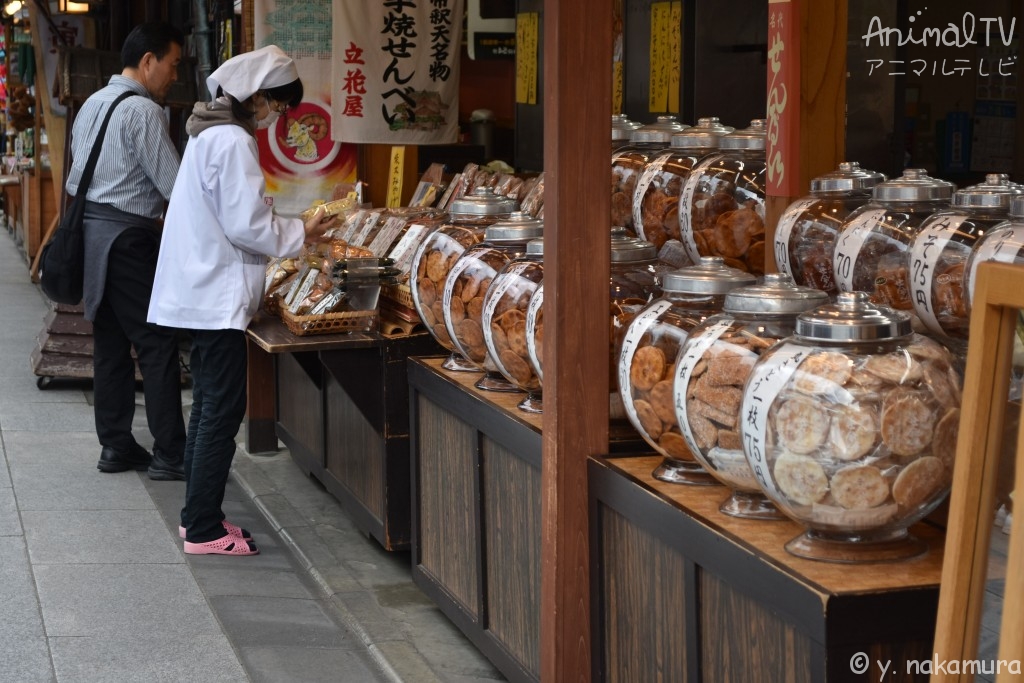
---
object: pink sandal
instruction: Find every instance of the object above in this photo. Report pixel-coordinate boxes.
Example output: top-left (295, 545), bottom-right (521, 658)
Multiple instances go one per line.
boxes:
top-left (183, 535), bottom-right (259, 556)
top-left (179, 521), bottom-right (252, 540)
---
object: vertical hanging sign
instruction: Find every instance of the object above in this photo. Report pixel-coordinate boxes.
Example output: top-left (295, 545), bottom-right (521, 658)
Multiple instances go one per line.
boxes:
top-left (766, 0), bottom-right (801, 198)
top-left (332, 0), bottom-right (465, 144)
top-left (515, 12), bottom-right (539, 105)
top-left (648, 2), bottom-right (681, 113)
top-left (386, 146), bottom-right (406, 208)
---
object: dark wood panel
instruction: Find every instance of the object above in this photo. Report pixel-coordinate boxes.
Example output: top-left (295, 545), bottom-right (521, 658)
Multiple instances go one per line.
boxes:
top-left (417, 395), bottom-right (480, 615)
top-left (324, 374), bottom-right (384, 519)
top-left (598, 506), bottom-right (688, 682)
top-left (700, 570), bottom-right (815, 683)
top-left (482, 436), bottom-right (541, 674)
top-left (276, 351), bottom-right (323, 469)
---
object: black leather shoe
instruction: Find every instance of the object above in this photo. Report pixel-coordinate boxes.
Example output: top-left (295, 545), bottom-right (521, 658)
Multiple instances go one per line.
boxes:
top-left (148, 449), bottom-right (185, 481)
top-left (97, 444), bottom-right (152, 473)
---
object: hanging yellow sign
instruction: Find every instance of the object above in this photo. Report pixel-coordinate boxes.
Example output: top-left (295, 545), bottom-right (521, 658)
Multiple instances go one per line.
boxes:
top-left (515, 13), bottom-right (539, 105)
top-left (386, 146), bottom-right (405, 208)
top-left (649, 2), bottom-right (681, 113)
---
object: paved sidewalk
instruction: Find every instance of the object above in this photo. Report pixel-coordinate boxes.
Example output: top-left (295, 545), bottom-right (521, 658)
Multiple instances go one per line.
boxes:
top-left (0, 229), bottom-right (501, 682)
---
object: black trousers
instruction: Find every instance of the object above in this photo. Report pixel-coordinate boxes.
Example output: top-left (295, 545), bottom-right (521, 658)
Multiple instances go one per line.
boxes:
top-left (92, 227), bottom-right (185, 458)
top-left (181, 329), bottom-right (248, 543)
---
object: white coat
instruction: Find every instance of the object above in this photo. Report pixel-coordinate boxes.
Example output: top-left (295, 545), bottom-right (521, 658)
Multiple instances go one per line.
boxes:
top-left (148, 123), bottom-right (305, 331)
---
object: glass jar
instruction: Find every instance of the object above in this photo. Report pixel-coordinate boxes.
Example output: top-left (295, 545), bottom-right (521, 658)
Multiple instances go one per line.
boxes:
top-left (833, 168), bottom-right (955, 314)
top-left (618, 257), bottom-right (756, 484)
top-left (910, 174), bottom-right (1021, 351)
top-left (527, 229), bottom-right (663, 418)
top-left (774, 162), bottom-right (885, 296)
top-left (741, 292), bottom-right (961, 563)
top-left (632, 117), bottom-right (730, 251)
top-left (675, 275), bottom-right (828, 517)
top-left (444, 213), bottom-right (544, 391)
top-left (409, 187), bottom-right (515, 371)
top-left (965, 195), bottom-right (1024, 313)
top-left (679, 119), bottom-right (768, 274)
top-left (611, 114), bottom-right (642, 152)
top-left (611, 116), bottom-right (687, 235)
top-left (483, 238), bottom-right (545, 412)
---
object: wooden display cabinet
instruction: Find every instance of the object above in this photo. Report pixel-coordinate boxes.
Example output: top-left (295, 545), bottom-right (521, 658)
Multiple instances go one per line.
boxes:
top-left (408, 357), bottom-right (650, 683)
top-left (590, 455), bottom-right (945, 682)
top-left (246, 315), bottom-right (443, 550)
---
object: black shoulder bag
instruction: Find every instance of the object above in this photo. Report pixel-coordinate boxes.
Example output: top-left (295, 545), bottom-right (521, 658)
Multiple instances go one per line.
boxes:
top-left (39, 91), bottom-right (134, 305)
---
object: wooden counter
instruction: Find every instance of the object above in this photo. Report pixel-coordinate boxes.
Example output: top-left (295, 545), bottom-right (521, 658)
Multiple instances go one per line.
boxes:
top-left (408, 357), bottom-right (650, 683)
top-left (591, 455), bottom-right (945, 682)
top-left (246, 314), bottom-right (443, 550)
top-left (409, 357), bottom-right (946, 682)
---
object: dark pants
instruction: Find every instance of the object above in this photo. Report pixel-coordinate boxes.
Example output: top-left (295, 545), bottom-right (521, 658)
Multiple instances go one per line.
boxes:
top-left (92, 227), bottom-right (185, 458)
top-left (181, 329), bottom-right (248, 543)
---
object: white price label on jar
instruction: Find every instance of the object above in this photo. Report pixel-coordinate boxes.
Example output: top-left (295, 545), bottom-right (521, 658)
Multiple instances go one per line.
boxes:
top-left (832, 208), bottom-right (888, 293)
top-left (618, 300), bottom-right (673, 444)
top-left (525, 285), bottom-right (544, 380)
top-left (773, 197), bottom-right (818, 281)
top-left (673, 319), bottom-right (734, 464)
top-left (678, 160), bottom-right (714, 265)
top-left (908, 217), bottom-right (962, 338)
top-left (967, 226), bottom-right (1024, 306)
top-left (739, 342), bottom-right (806, 499)
top-left (632, 153), bottom-right (670, 233)
top-left (441, 253), bottom-right (477, 356)
top-left (482, 262), bottom-right (532, 357)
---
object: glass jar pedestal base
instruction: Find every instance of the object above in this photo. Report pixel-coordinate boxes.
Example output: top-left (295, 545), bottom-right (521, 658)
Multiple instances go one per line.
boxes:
top-left (652, 457), bottom-right (720, 486)
top-left (443, 352), bottom-right (479, 372)
top-left (785, 528), bottom-right (928, 564)
top-left (517, 392), bottom-right (542, 413)
top-left (475, 370), bottom-right (522, 393)
top-left (720, 491), bottom-right (786, 520)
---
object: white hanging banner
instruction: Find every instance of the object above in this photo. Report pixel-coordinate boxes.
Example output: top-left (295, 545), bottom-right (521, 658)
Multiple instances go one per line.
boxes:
top-left (331, 0), bottom-right (464, 144)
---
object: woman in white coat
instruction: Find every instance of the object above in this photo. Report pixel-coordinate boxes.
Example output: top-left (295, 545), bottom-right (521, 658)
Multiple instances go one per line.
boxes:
top-left (149, 46), bottom-right (336, 555)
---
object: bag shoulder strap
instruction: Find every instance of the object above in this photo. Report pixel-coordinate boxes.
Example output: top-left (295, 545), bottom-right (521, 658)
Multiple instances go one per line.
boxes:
top-left (75, 90), bottom-right (136, 197)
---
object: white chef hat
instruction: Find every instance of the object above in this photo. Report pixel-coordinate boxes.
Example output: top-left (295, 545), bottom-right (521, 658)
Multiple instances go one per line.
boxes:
top-left (206, 45), bottom-right (299, 102)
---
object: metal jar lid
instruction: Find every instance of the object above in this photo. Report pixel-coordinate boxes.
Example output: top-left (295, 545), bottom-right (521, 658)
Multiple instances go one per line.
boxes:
top-left (810, 161), bottom-right (886, 194)
top-left (611, 114), bottom-right (641, 142)
top-left (871, 168), bottom-right (955, 203)
top-left (724, 273), bottom-right (829, 315)
top-left (630, 115), bottom-right (689, 143)
top-left (718, 119), bottom-right (767, 150)
top-left (670, 116), bottom-right (730, 150)
top-left (952, 173), bottom-right (1023, 210)
top-left (484, 212), bottom-right (545, 242)
top-left (526, 238), bottom-right (544, 256)
top-left (1010, 195), bottom-right (1024, 218)
top-left (695, 116), bottom-right (734, 134)
top-left (449, 186), bottom-right (517, 216)
top-left (661, 256), bottom-right (757, 294)
top-left (610, 227), bottom-right (658, 262)
top-left (795, 291), bottom-right (912, 342)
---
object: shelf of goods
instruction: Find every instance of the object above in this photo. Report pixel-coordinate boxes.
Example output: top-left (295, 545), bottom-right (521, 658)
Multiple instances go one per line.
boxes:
top-left (409, 357), bottom-right (946, 682)
top-left (245, 314), bottom-right (444, 551)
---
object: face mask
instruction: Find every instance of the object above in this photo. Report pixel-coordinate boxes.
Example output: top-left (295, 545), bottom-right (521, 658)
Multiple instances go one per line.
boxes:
top-left (256, 110), bottom-right (280, 130)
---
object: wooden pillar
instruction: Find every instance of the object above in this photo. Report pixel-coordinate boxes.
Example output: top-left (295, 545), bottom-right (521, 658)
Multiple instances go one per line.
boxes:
top-left (540, 0), bottom-right (612, 680)
top-left (764, 0), bottom-right (846, 272)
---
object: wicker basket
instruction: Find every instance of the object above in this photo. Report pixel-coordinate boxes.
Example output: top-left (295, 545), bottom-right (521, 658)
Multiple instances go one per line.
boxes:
top-left (280, 308), bottom-right (378, 336)
top-left (381, 283), bottom-right (414, 309)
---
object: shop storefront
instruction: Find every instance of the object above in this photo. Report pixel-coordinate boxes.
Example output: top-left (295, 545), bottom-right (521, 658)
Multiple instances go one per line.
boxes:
top-left (6, 1), bottom-right (1019, 681)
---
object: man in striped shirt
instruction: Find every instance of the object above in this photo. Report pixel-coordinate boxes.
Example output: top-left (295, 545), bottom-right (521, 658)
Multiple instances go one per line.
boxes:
top-left (65, 22), bottom-right (186, 481)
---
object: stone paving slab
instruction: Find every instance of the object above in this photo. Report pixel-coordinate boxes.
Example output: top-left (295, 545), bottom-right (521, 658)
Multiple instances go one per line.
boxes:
top-left (23, 508), bottom-right (181, 564)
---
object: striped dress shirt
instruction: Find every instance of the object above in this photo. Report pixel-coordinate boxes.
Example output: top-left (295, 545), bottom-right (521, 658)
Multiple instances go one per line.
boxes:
top-left (65, 75), bottom-right (180, 219)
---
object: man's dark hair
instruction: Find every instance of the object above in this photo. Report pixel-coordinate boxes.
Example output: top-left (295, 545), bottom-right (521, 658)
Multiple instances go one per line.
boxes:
top-left (121, 22), bottom-right (185, 69)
